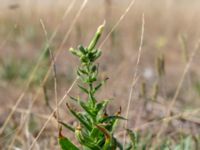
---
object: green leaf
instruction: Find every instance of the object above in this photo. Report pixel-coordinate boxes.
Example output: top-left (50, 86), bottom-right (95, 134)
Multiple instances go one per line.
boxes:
top-left (59, 121), bottom-right (75, 132)
top-left (94, 78), bottom-right (109, 94)
top-left (75, 128), bottom-right (102, 150)
top-left (78, 45), bottom-right (87, 54)
top-left (78, 84), bottom-right (89, 94)
top-left (69, 95), bottom-right (78, 102)
top-left (90, 127), bottom-right (102, 139)
top-left (79, 100), bottom-right (95, 118)
top-left (66, 103), bottom-right (92, 130)
top-left (95, 124), bottom-right (112, 150)
top-left (69, 48), bottom-right (82, 57)
top-left (94, 83), bottom-right (103, 92)
top-left (95, 100), bottom-right (110, 113)
top-left (78, 67), bottom-right (88, 75)
top-left (101, 116), bottom-right (126, 123)
top-left (91, 65), bottom-right (97, 73)
top-left (80, 56), bottom-right (88, 63)
top-left (90, 49), bottom-right (98, 55)
top-left (94, 51), bottom-right (102, 61)
top-left (59, 137), bottom-right (79, 150)
top-left (59, 128), bottom-right (79, 150)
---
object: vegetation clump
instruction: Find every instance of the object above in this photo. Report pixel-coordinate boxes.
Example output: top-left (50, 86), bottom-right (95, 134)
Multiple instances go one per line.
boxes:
top-left (58, 23), bottom-right (138, 150)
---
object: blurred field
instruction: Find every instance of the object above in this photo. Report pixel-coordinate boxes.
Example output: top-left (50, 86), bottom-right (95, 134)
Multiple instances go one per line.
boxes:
top-left (0, 0), bottom-right (200, 149)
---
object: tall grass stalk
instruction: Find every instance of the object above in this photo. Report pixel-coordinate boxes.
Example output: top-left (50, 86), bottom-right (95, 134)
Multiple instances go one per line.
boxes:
top-left (123, 13), bottom-right (145, 147)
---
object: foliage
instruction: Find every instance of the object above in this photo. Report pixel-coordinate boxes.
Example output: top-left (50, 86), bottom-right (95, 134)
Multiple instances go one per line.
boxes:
top-left (58, 23), bottom-right (138, 150)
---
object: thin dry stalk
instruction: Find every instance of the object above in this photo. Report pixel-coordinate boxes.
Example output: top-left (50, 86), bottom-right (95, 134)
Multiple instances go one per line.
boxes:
top-left (60, 0), bottom-right (88, 47)
top-left (40, 19), bottom-right (59, 129)
top-left (99, 0), bottom-right (136, 49)
top-left (49, 49), bottom-right (59, 128)
top-left (123, 13), bottom-right (145, 147)
top-left (8, 107), bottom-right (57, 122)
top-left (28, 77), bottom-right (78, 150)
top-left (43, 85), bottom-right (53, 111)
top-left (135, 108), bottom-right (200, 131)
top-left (49, 0), bottom-right (76, 43)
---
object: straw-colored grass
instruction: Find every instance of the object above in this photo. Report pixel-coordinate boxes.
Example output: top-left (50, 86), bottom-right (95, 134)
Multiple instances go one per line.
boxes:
top-left (0, 0), bottom-right (200, 149)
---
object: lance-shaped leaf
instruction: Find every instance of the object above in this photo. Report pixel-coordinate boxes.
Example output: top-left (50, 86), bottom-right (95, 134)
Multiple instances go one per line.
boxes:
top-left (94, 77), bottom-right (109, 93)
top-left (59, 121), bottom-right (75, 132)
top-left (69, 48), bottom-right (82, 57)
top-left (78, 84), bottom-right (89, 94)
top-left (69, 95), bottom-right (78, 102)
top-left (78, 67), bottom-right (88, 75)
top-left (79, 100), bottom-right (96, 119)
top-left (93, 50), bottom-right (102, 61)
top-left (95, 100), bottom-right (110, 113)
top-left (90, 127), bottom-right (103, 139)
top-left (80, 55), bottom-right (88, 63)
top-left (110, 107), bottom-right (123, 132)
top-left (101, 115), bottom-right (126, 123)
top-left (69, 96), bottom-right (94, 119)
top-left (91, 64), bottom-right (98, 73)
top-left (90, 48), bottom-right (98, 56)
top-left (66, 103), bottom-right (91, 130)
top-left (79, 112), bottom-right (92, 125)
top-left (94, 83), bottom-right (102, 93)
top-left (75, 126), bottom-right (101, 150)
top-left (59, 127), bottom-right (79, 150)
top-left (78, 45), bottom-right (87, 54)
top-left (95, 124), bottom-right (112, 150)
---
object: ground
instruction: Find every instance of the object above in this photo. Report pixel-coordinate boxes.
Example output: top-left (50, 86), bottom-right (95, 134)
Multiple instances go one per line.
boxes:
top-left (0, 0), bottom-right (200, 149)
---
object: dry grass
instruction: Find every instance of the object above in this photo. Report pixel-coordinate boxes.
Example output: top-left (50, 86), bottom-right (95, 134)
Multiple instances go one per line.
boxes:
top-left (0, 0), bottom-right (200, 149)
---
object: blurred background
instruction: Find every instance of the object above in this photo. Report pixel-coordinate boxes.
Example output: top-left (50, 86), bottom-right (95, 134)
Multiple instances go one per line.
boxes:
top-left (0, 0), bottom-right (200, 149)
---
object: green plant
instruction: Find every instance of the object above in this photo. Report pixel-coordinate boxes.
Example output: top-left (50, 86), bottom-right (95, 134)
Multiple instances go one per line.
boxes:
top-left (58, 23), bottom-right (137, 150)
